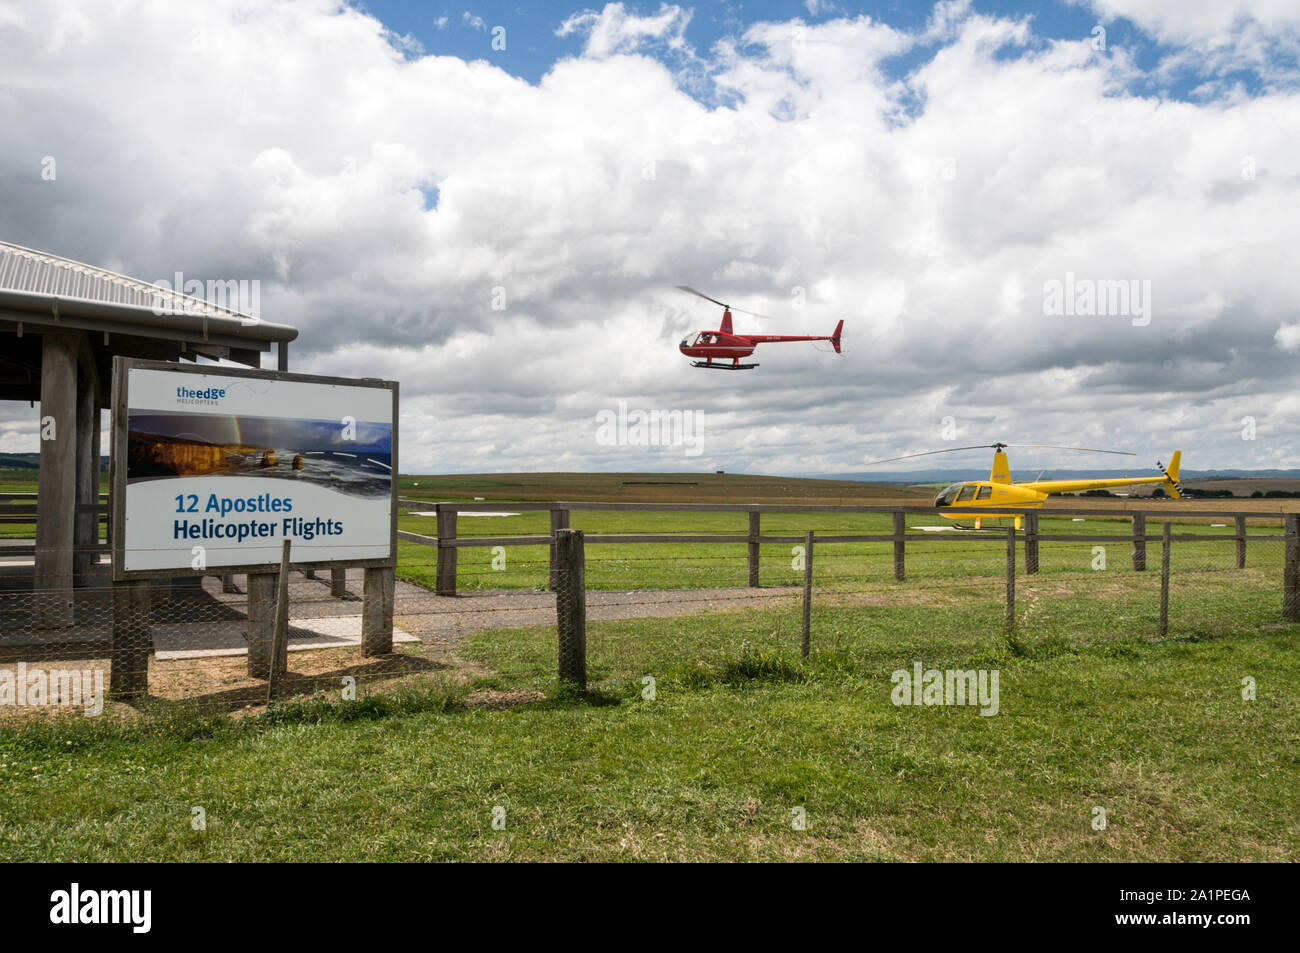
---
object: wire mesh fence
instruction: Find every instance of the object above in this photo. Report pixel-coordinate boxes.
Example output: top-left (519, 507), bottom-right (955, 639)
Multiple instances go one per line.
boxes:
top-left (0, 509), bottom-right (1295, 718)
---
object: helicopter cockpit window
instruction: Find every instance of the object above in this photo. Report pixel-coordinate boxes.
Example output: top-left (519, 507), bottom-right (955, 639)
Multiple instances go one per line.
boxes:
top-left (935, 483), bottom-right (963, 507)
top-left (956, 485), bottom-right (977, 503)
top-left (696, 333), bottom-right (713, 345)
top-left (976, 485), bottom-right (992, 500)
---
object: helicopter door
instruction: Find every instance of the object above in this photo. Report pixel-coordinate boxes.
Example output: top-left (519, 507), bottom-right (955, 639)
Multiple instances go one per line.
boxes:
top-left (956, 485), bottom-right (977, 503)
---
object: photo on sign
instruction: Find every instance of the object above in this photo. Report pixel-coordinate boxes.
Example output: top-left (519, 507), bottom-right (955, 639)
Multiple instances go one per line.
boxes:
top-left (126, 410), bottom-right (392, 499)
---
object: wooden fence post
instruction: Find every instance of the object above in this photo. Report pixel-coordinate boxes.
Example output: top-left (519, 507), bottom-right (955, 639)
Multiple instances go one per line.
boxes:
top-left (1132, 514), bottom-right (1146, 572)
top-left (555, 529), bottom-right (586, 689)
top-left (1004, 528), bottom-right (1016, 632)
top-left (1025, 513), bottom-right (1039, 574)
top-left (1160, 521), bottom-right (1171, 636)
top-left (747, 511), bottom-right (761, 587)
top-left (246, 571), bottom-right (277, 679)
top-left (109, 578), bottom-right (151, 700)
top-left (549, 508), bottom-right (570, 590)
top-left (1284, 515), bottom-right (1299, 622)
top-left (801, 530), bottom-right (813, 658)
top-left (1235, 515), bottom-right (1247, 569)
top-left (330, 568), bottom-right (347, 597)
top-left (436, 506), bottom-right (457, 597)
top-left (267, 540), bottom-right (291, 699)
top-left (361, 566), bottom-right (395, 656)
top-left (892, 511), bottom-right (906, 581)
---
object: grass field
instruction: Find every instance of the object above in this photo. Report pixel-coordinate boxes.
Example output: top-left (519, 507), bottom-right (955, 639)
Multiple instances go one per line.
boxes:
top-left (1, 470), bottom-right (1296, 861)
top-left (1, 591), bottom-right (1294, 861)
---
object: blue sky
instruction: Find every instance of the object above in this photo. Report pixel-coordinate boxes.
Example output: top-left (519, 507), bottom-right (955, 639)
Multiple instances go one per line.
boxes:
top-left (2, 0), bottom-right (1298, 474)
top-left (354, 1), bottom-right (1268, 99)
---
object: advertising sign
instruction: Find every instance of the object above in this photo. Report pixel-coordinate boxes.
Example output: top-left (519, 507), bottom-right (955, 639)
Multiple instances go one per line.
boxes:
top-left (110, 358), bottom-right (398, 577)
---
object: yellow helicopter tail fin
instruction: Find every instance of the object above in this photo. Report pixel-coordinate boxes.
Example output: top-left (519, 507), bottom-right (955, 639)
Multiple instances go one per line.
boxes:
top-left (989, 449), bottom-right (1012, 484)
top-left (1157, 451), bottom-right (1182, 500)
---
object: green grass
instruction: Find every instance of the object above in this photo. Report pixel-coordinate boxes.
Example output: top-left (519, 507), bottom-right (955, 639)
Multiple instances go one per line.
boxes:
top-left (396, 507), bottom-right (1285, 591)
top-left (1, 573), bottom-right (1295, 861)
top-left (2, 473), bottom-right (1294, 860)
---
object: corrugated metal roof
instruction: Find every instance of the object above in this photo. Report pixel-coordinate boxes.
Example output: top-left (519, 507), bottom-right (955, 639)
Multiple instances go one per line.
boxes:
top-left (0, 239), bottom-right (261, 324)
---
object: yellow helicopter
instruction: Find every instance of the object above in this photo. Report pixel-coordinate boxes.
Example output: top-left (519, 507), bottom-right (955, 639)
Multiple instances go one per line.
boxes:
top-left (866, 443), bottom-right (1183, 529)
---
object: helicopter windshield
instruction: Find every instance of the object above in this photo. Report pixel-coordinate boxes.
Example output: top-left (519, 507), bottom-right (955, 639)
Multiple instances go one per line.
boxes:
top-left (935, 483), bottom-right (964, 507)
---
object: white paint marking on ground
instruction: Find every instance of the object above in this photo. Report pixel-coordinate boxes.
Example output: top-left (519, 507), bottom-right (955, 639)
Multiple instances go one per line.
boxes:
top-left (155, 618), bottom-right (418, 660)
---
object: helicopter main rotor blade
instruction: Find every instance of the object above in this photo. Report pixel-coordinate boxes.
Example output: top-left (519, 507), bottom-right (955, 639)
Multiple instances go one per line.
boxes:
top-left (675, 285), bottom-right (777, 320)
top-left (676, 285), bottom-right (729, 308)
top-left (864, 443), bottom-right (1138, 466)
top-left (863, 445), bottom-right (1003, 466)
top-left (1003, 444), bottom-right (1136, 456)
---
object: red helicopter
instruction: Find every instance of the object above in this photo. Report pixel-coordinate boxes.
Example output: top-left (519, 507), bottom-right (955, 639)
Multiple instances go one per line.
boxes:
top-left (676, 286), bottom-right (844, 370)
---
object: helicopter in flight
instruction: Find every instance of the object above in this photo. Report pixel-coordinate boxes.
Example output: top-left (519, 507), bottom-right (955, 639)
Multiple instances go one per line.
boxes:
top-left (675, 286), bottom-right (843, 370)
top-left (864, 443), bottom-right (1183, 529)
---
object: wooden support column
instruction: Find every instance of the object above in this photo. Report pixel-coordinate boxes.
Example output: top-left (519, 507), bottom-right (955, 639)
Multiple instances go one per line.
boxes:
top-left (221, 574), bottom-right (237, 593)
top-left (1024, 513), bottom-right (1039, 575)
top-left (361, 566), bottom-right (395, 656)
top-left (892, 511), bottom-right (906, 581)
top-left (73, 358), bottom-right (100, 585)
top-left (35, 332), bottom-right (79, 628)
top-left (110, 579), bottom-right (151, 699)
top-left (436, 507), bottom-right (457, 596)
top-left (747, 511), bottom-right (760, 587)
top-left (246, 571), bottom-right (277, 678)
top-left (330, 568), bottom-right (347, 597)
top-left (549, 508), bottom-right (570, 590)
top-left (1131, 514), bottom-right (1146, 572)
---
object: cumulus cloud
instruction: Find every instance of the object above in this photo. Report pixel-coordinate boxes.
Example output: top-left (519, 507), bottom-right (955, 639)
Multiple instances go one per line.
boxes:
top-left (556, 2), bottom-right (693, 59)
top-left (0, 0), bottom-right (1297, 474)
top-left (1079, 0), bottom-right (1300, 86)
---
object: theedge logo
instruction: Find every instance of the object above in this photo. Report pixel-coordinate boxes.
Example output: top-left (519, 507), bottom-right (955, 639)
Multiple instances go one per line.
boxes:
top-left (49, 883), bottom-right (151, 933)
top-left (175, 385), bottom-right (226, 406)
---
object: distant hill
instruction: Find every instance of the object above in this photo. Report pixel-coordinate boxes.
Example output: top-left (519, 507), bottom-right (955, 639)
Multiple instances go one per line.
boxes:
top-left (0, 453), bottom-right (109, 472)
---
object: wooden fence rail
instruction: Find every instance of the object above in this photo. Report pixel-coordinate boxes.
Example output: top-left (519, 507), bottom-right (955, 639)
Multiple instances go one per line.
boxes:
top-left (396, 500), bottom-right (1287, 599)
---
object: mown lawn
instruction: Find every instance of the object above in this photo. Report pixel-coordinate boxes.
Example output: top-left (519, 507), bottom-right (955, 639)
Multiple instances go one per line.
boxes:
top-left (1, 578), bottom-right (1295, 861)
top-left (395, 507), bottom-right (1287, 592)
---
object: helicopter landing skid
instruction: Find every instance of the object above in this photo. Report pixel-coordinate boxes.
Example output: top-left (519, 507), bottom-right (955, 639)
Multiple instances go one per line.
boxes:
top-left (691, 361), bottom-right (759, 370)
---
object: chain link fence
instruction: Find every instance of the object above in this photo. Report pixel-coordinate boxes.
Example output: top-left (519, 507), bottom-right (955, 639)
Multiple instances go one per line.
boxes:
top-left (0, 509), bottom-right (1295, 716)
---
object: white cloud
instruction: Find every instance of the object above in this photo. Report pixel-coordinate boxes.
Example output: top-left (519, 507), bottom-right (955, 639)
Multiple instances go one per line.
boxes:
top-left (1079, 0), bottom-right (1300, 85)
top-left (1, 0), bottom-right (1297, 474)
top-left (462, 11), bottom-right (486, 32)
top-left (1276, 323), bottom-right (1300, 352)
top-left (556, 2), bottom-right (692, 59)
